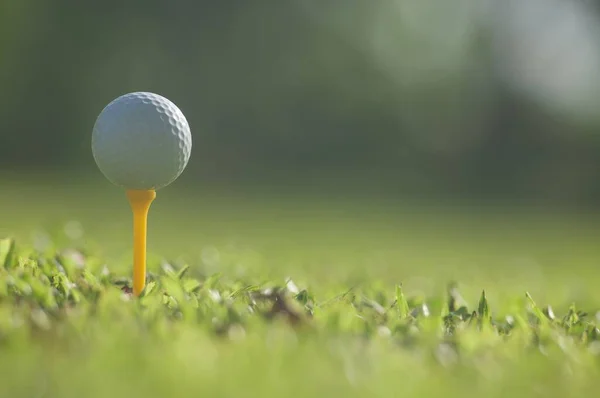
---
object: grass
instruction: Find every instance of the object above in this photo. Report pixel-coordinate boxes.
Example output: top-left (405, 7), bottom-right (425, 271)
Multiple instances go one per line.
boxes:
top-left (2, 176), bottom-right (600, 397)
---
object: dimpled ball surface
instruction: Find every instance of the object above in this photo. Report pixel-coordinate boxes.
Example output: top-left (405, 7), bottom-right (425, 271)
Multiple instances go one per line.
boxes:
top-left (92, 92), bottom-right (192, 190)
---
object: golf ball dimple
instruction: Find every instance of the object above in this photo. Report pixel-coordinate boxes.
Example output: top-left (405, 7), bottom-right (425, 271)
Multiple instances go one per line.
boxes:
top-left (92, 92), bottom-right (192, 190)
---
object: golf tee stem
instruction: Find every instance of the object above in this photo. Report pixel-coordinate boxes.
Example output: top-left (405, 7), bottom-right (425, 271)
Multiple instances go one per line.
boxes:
top-left (126, 190), bottom-right (156, 296)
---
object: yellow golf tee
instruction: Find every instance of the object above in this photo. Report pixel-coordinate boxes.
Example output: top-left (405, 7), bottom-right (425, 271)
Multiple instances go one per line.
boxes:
top-left (126, 190), bottom-right (156, 296)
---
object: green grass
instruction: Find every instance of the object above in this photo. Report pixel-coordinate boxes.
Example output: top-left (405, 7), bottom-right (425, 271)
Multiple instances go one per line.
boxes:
top-left (2, 176), bottom-right (600, 397)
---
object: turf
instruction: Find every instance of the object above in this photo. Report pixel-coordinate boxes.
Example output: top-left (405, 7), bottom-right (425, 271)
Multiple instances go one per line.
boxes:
top-left (1, 179), bottom-right (600, 397)
top-left (1, 237), bottom-right (600, 398)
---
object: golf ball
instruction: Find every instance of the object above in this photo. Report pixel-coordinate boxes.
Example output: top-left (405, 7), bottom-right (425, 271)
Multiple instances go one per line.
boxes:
top-left (92, 92), bottom-right (192, 190)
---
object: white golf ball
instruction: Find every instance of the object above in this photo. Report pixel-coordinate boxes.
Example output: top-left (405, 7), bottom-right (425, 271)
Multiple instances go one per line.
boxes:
top-left (92, 92), bottom-right (192, 190)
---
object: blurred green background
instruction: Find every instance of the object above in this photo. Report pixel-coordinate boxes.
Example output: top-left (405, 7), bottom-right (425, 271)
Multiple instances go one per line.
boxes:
top-left (3, 0), bottom-right (600, 205)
